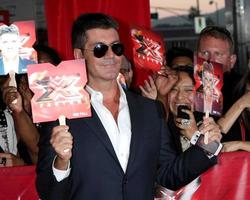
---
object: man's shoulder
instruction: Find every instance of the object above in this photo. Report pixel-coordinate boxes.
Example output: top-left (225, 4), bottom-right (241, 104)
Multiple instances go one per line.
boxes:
top-left (126, 90), bottom-right (159, 105)
top-left (125, 90), bottom-right (165, 117)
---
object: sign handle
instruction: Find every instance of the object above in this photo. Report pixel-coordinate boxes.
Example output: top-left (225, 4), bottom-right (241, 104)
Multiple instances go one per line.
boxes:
top-left (58, 115), bottom-right (70, 153)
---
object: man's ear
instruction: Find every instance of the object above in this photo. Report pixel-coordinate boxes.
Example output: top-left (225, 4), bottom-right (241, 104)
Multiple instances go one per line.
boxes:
top-left (74, 48), bottom-right (84, 59)
top-left (230, 54), bottom-right (237, 69)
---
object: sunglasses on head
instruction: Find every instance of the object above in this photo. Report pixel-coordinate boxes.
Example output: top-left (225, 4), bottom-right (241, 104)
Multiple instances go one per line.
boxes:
top-left (84, 42), bottom-right (124, 58)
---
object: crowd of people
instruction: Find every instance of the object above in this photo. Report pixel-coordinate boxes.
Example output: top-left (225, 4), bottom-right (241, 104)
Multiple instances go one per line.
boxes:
top-left (0, 12), bottom-right (249, 200)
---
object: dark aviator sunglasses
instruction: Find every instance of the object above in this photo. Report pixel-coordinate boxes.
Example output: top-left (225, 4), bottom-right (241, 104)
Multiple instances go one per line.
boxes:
top-left (84, 42), bottom-right (124, 58)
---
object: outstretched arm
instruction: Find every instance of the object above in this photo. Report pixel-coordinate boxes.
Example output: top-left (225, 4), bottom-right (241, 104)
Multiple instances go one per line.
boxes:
top-left (222, 141), bottom-right (250, 152)
top-left (217, 92), bottom-right (250, 134)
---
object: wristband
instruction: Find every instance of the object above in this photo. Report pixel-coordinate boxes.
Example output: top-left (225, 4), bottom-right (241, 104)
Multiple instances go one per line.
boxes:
top-left (190, 131), bottom-right (201, 145)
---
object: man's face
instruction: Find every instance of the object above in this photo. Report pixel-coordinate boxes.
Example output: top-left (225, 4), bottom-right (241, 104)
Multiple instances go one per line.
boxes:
top-left (198, 36), bottom-right (236, 73)
top-left (0, 33), bottom-right (20, 60)
top-left (78, 28), bottom-right (123, 85)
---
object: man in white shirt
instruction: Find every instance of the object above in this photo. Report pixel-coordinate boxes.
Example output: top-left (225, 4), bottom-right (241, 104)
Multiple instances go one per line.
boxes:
top-left (36, 13), bottom-right (221, 200)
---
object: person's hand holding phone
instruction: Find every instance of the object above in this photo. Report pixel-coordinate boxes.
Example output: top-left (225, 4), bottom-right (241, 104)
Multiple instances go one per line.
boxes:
top-left (191, 117), bottom-right (223, 156)
top-left (175, 105), bottom-right (199, 140)
top-left (198, 117), bottom-right (222, 143)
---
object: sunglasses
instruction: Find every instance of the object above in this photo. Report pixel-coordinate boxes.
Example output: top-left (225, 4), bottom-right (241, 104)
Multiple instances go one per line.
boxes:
top-left (84, 42), bottom-right (124, 58)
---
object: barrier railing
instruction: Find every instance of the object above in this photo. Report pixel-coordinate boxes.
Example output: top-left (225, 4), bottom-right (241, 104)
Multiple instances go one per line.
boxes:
top-left (1, 152), bottom-right (249, 200)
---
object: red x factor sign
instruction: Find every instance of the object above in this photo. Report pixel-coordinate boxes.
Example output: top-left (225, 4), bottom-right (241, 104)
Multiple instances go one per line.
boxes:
top-left (131, 28), bottom-right (166, 72)
top-left (27, 59), bottom-right (91, 123)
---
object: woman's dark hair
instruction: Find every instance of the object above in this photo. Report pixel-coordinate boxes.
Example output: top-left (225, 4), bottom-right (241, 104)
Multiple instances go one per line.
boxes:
top-left (34, 44), bottom-right (61, 65)
top-left (233, 70), bottom-right (250, 132)
top-left (173, 65), bottom-right (195, 84)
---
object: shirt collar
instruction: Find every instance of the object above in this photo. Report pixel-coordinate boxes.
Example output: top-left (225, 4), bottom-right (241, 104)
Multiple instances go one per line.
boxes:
top-left (85, 82), bottom-right (127, 106)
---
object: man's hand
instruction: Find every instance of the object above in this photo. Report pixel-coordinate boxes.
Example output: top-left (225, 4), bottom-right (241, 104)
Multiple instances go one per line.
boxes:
top-left (0, 153), bottom-right (26, 167)
top-left (199, 117), bottom-right (222, 143)
top-left (50, 125), bottom-right (73, 170)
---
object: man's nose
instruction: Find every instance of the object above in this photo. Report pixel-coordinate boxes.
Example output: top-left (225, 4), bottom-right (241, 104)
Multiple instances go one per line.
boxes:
top-left (105, 47), bottom-right (115, 58)
top-left (209, 53), bottom-right (218, 62)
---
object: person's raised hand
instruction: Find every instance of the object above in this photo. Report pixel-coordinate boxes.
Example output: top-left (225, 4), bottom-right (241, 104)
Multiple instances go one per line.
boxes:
top-left (199, 117), bottom-right (222, 143)
top-left (156, 67), bottom-right (178, 97)
top-left (50, 125), bottom-right (73, 170)
top-left (139, 76), bottom-right (157, 100)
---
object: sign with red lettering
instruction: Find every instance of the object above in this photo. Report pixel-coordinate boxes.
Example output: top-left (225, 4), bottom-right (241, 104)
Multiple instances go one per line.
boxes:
top-left (27, 59), bottom-right (91, 123)
top-left (193, 56), bottom-right (223, 116)
top-left (131, 28), bottom-right (165, 72)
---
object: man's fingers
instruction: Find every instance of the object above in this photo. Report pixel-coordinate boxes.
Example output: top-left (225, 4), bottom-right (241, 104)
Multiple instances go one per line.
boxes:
top-left (53, 141), bottom-right (73, 155)
top-left (51, 133), bottom-right (73, 146)
top-left (208, 130), bottom-right (222, 142)
top-left (204, 132), bottom-right (209, 144)
top-left (50, 125), bottom-right (73, 160)
top-left (52, 125), bottom-right (69, 134)
top-left (63, 149), bottom-right (70, 153)
top-left (50, 130), bottom-right (72, 146)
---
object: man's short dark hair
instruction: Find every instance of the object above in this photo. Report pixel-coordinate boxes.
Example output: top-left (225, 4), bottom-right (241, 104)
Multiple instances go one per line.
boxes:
top-left (167, 47), bottom-right (193, 67)
top-left (72, 13), bottom-right (119, 49)
top-left (197, 26), bottom-right (234, 53)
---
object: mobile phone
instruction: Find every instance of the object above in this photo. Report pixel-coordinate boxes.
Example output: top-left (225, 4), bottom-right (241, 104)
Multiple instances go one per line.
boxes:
top-left (192, 133), bottom-right (223, 156)
top-left (177, 105), bottom-right (190, 120)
